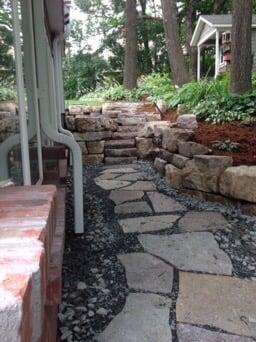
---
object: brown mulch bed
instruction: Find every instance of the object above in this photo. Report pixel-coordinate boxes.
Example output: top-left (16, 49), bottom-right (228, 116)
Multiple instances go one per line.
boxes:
top-left (137, 103), bottom-right (256, 166)
top-left (194, 122), bottom-right (256, 166)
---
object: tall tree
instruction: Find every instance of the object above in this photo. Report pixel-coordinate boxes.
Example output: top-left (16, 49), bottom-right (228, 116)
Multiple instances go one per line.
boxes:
top-left (161, 0), bottom-right (190, 87)
top-left (123, 0), bottom-right (138, 89)
top-left (230, 0), bottom-right (253, 94)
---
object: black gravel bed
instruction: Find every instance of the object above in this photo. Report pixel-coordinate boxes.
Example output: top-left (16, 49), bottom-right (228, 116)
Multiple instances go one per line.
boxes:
top-left (59, 161), bottom-right (256, 342)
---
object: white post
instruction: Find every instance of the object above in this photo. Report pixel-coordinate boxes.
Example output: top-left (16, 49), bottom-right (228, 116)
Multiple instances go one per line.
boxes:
top-left (197, 45), bottom-right (201, 81)
top-left (11, 0), bottom-right (31, 185)
top-left (215, 30), bottom-right (220, 78)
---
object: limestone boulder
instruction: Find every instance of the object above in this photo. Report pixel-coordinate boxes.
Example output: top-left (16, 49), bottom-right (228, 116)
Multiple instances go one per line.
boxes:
top-left (87, 141), bottom-right (105, 154)
top-left (75, 116), bottom-right (117, 133)
top-left (117, 116), bottom-right (146, 126)
top-left (65, 116), bottom-right (75, 131)
top-left (176, 114), bottom-right (198, 130)
top-left (69, 105), bottom-right (83, 115)
top-left (0, 101), bottom-right (16, 114)
top-left (83, 154), bottom-right (104, 165)
top-left (91, 106), bottom-right (102, 114)
top-left (136, 137), bottom-right (154, 158)
top-left (154, 158), bottom-right (167, 175)
top-left (177, 104), bottom-right (189, 116)
top-left (182, 155), bottom-right (233, 193)
top-left (138, 121), bottom-right (171, 138)
top-left (162, 128), bottom-right (194, 153)
top-left (159, 150), bottom-right (174, 163)
top-left (102, 102), bottom-right (115, 114)
top-left (77, 141), bottom-right (88, 155)
top-left (83, 131), bottom-right (112, 141)
top-left (76, 116), bottom-right (102, 132)
top-left (178, 141), bottom-right (209, 158)
top-left (81, 106), bottom-right (92, 114)
top-left (220, 166), bottom-right (256, 203)
top-left (165, 164), bottom-right (183, 189)
top-left (100, 117), bottom-right (118, 131)
top-left (156, 99), bottom-right (168, 113)
top-left (145, 113), bottom-right (161, 122)
top-left (172, 154), bottom-right (189, 169)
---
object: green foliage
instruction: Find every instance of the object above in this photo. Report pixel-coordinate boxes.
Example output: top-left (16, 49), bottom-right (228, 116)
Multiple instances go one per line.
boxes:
top-left (0, 0), bottom-right (15, 84)
top-left (64, 52), bottom-right (108, 99)
top-left (213, 140), bottom-right (240, 152)
top-left (169, 77), bottom-right (230, 109)
top-left (194, 94), bottom-right (256, 124)
top-left (79, 73), bottom-right (173, 102)
top-left (0, 86), bottom-right (16, 101)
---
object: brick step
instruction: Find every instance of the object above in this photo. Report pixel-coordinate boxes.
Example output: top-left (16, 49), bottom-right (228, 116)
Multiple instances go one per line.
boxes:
top-left (112, 132), bottom-right (138, 140)
top-left (105, 157), bottom-right (138, 165)
top-left (105, 148), bottom-right (138, 158)
top-left (105, 139), bottom-right (135, 149)
top-left (117, 125), bottom-right (138, 133)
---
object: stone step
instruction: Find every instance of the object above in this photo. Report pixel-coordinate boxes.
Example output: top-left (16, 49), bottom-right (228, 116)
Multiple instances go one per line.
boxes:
top-left (112, 132), bottom-right (138, 140)
top-left (117, 125), bottom-right (138, 132)
top-left (105, 148), bottom-right (138, 158)
top-left (105, 157), bottom-right (138, 165)
top-left (105, 139), bottom-right (135, 149)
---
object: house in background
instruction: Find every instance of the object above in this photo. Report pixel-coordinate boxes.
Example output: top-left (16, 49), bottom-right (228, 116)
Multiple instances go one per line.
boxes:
top-left (191, 15), bottom-right (256, 81)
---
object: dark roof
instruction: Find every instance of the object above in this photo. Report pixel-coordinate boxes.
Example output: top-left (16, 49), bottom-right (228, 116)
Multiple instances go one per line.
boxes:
top-left (201, 14), bottom-right (256, 26)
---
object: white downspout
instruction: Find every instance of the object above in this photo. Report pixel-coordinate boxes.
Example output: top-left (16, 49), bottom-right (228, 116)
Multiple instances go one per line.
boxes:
top-left (21, 0), bottom-right (43, 183)
top-left (53, 36), bottom-right (74, 138)
top-left (215, 30), bottom-right (220, 78)
top-left (11, 0), bottom-right (31, 185)
top-left (33, 0), bottom-right (84, 234)
top-left (197, 45), bottom-right (201, 81)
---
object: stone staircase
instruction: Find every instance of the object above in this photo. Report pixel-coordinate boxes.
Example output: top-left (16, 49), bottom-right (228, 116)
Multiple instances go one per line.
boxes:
top-left (103, 103), bottom-right (157, 165)
top-left (66, 101), bottom-right (161, 166)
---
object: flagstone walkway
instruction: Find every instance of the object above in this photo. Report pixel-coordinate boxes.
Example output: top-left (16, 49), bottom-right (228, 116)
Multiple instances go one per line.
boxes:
top-left (59, 162), bottom-right (256, 342)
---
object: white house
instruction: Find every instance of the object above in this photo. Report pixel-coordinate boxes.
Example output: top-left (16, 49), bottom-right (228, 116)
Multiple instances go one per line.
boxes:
top-left (191, 14), bottom-right (256, 81)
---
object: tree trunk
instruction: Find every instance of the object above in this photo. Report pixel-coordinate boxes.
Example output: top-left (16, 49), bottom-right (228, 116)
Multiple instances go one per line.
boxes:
top-left (213, 0), bottom-right (226, 14)
top-left (230, 0), bottom-right (252, 94)
top-left (139, 0), bottom-right (153, 74)
top-left (123, 0), bottom-right (138, 89)
top-left (161, 0), bottom-right (191, 87)
top-left (186, 0), bottom-right (198, 80)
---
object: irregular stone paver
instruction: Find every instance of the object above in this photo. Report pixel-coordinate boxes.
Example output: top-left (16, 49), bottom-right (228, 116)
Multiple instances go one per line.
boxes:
top-left (101, 167), bottom-right (138, 174)
top-left (139, 233), bottom-right (233, 275)
top-left (147, 191), bottom-right (186, 212)
top-left (96, 293), bottom-right (172, 342)
top-left (115, 172), bottom-right (146, 181)
top-left (118, 253), bottom-right (174, 293)
top-left (109, 190), bottom-right (144, 205)
top-left (95, 179), bottom-right (131, 190)
top-left (119, 215), bottom-right (180, 233)
top-left (97, 173), bottom-right (121, 180)
top-left (122, 181), bottom-right (157, 191)
top-left (115, 201), bottom-right (152, 215)
top-left (177, 323), bottom-right (255, 342)
top-left (177, 272), bottom-right (256, 338)
top-left (178, 211), bottom-right (231, 232)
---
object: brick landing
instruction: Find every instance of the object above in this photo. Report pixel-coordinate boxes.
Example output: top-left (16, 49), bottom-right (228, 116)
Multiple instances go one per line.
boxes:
top-left (0, 185), bottom-right (66, 342)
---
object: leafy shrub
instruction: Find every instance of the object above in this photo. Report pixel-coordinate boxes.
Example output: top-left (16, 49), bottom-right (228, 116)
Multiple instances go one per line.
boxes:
top-left (213, 139), bottom-right (240, 152)
top-left (79, 73), bottom-right (174, 103)
top-left (194, 94), bottom-right (256, 123)
top-left (0, 86), bottom-right (16, 102)
top-left (169, 77), bottom-right (229, 109)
